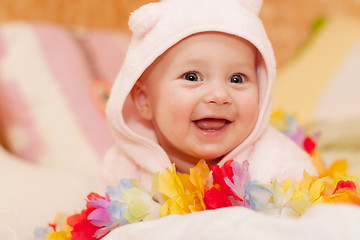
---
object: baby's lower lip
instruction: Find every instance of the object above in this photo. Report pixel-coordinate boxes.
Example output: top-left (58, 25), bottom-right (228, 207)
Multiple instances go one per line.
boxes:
top-left (193, 118), bottom-right (231, 135)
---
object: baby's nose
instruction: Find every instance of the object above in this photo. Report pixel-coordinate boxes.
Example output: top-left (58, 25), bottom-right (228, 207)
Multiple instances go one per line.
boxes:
top-left (203, 83), bottom-right (232, 105)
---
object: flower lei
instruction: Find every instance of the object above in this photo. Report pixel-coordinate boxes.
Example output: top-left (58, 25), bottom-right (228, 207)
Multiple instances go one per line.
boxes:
top-left (35, 110), bottom-right (360, 240)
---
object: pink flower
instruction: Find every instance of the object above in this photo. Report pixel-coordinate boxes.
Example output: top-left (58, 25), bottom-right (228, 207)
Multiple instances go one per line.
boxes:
top-left (224, 160), bottom-right (250, 206)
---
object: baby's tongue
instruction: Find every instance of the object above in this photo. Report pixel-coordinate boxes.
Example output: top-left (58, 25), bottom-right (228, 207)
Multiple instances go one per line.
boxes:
top-left (195, 119), bottom-right (227, 130)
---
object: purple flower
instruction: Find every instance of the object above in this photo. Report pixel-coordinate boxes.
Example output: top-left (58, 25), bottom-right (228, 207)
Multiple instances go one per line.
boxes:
top-left (87, 194), bottom-right (115, 227)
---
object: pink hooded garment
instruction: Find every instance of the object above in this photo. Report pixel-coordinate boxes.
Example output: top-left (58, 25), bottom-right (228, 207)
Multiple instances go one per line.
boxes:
top-left (99, 0), bottom-right (317, 191)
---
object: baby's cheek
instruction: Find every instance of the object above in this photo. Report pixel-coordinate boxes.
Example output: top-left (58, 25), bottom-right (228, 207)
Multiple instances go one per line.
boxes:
top-left (169, 93), bottom-right (192, 113)
top-left (241, 91), bottom-right (259, 114)
top-left (245, 101), bottom-right (259, 130)
top-left (245, 99), bottom-right (259, 115)
top-left (157, 100), bottom-right (183, 125)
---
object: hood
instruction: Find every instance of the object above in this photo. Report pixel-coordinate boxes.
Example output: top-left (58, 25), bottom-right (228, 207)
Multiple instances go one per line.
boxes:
top-left (106, 0), bottom-right (276, 173)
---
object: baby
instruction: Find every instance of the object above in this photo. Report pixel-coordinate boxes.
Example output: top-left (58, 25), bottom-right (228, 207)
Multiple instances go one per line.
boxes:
top-left (100, 0), bottom-right (316, 191)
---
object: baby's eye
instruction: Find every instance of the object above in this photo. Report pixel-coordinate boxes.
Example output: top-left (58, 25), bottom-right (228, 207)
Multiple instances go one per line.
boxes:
top-left (182, 72), bottom-right (201, 81)
top-left (229, 74), bottom-right (245, 84)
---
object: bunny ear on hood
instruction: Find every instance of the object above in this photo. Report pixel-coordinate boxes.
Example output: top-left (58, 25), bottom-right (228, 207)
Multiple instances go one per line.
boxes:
top-left (128, 2), bottom-right (165, 39)
top-left (238, 0), bottom-right (263, 15)
top-left (105, 0), bottom-right (276, 173)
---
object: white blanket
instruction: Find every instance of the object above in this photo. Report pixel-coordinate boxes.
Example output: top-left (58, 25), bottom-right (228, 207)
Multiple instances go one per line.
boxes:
top-left (103, 204), bottom-right (360, 240)
top-left (0, 146), bottom-right (97, 239)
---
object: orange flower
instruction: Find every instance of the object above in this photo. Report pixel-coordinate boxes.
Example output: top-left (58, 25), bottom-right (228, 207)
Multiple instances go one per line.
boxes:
top-left (320, 180), bottom-right (360, 204)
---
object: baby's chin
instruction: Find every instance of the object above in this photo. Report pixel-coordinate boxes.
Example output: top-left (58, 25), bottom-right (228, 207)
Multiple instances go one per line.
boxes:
top-left (190, 144), bottom-right (239, 165)
top-left (198, 154), bottom-right (224, 166)
top-left (170, 153), bottom-right (225, 174)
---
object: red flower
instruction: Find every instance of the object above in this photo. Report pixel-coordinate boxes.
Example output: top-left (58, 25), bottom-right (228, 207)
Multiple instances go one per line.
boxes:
top-left (303, 136), bottom-right (316, 154)
top-left (333, 180), bottom-right (357, 194)
top-left (204, 184), bottom-right (229, 209)
top-left (204, 160), bottom-right (241, 209)
top-left (67, 193), bottom-right (104, 239)
top-left (48, 222), bottom-right (56, 231)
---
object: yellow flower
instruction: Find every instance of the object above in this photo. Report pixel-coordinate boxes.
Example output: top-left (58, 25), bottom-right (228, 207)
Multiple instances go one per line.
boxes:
top-left (46, 231), bottom-right (71, 240)
top-left (270, 109), bottom-right (287, 131)
top-left (311, 153), bottom-right (358, 183)
top-left (286, 164), bottom-right (360, 212)
top-left (310, 151), bottom-right (327, 176)
top-left (322, 159), bottom-right (358, 183)
top-left (157, 160), bottom-right (210, 216)
top-left (284, 171), bottom-right (326, 215)
top-left (272, 178), bottom-right (296, 211)
top-left (46, 213), bottom-right (72, 240)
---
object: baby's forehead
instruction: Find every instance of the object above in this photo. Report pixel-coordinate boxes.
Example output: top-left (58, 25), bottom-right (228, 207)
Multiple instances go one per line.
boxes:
top-left (168, 32), bottom-right (257, 54)
top-left (142, 32), bottom-right (258, 75)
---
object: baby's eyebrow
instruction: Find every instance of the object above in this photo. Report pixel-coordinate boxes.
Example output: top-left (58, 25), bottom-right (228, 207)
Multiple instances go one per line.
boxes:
top-left (236, 62), bottom-right (256, 71)
top-left (222, 59), bottom-right (256, 72)
top-left (171, 55), bottom-right (256, 73)
top-left (172, 59), bottom-right (207, 70)
top-left (180, 57), bottom-right (207, 65)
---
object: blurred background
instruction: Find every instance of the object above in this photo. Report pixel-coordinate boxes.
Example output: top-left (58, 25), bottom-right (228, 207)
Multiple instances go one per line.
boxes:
top-left (0, 0), bottom-right (359, 65)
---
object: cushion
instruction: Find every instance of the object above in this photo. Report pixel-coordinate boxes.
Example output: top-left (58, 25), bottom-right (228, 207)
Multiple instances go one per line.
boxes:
top-left (0, 22), bottom-right (130, 173)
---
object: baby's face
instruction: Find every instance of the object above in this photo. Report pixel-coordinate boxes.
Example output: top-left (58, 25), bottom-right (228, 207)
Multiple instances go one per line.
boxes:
top-left (133, 32), bottom-right (259, 172)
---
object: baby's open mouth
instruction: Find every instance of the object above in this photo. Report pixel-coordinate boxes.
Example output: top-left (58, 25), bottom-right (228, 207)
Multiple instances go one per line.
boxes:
top-left (194, 118), bottom-right (231, 131)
